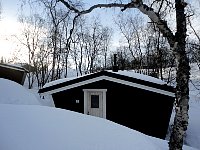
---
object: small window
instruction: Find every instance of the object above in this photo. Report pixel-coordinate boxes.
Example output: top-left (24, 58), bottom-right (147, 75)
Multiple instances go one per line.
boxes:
top-left (91, 95), bottom-right (99, 108)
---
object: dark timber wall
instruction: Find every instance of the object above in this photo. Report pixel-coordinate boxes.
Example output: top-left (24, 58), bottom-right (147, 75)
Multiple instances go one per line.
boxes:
top-left (52, 80), bottom-right (174, 139)
top-left (0, 64), bottom-right (27, 85)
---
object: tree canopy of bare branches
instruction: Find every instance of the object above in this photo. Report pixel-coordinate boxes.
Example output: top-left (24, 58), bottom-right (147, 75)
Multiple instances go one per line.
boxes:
top-left (56, 1), bottom-right (190, 150)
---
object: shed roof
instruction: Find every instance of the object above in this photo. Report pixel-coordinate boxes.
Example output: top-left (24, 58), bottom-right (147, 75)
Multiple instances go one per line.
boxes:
top-left (0, 63), bottom-right (28, 72)
top-left (39, 70), bottom-right (175, 97)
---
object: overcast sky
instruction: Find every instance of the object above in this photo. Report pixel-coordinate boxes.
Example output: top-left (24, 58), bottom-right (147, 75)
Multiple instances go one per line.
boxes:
top-left (1, 0), bottom-right (20, 21)
top-left (0, 0), bottom-right (124, 60)
top-left (0, 0), bottom-right (199, 61)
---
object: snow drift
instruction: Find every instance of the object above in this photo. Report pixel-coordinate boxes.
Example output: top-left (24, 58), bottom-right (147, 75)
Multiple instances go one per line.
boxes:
top-left (0, 104), bottom-right (196, 150)
top-left (0, 78), bottom-right (40, 105)
top-left (0, 75), bottom-right (198, 150)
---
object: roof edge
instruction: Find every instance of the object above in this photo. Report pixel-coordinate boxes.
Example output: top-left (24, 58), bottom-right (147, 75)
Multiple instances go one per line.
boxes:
top-left (39, 75), bottom-right (175, 97)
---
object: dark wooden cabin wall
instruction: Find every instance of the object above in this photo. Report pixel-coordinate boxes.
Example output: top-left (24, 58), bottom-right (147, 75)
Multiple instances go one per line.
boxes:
top-left (52, 80), bottom-right (174, 139)
top-left (53, 88), bottom-right (84, 113)
top-left (0, 67), bottom-right (26, 85)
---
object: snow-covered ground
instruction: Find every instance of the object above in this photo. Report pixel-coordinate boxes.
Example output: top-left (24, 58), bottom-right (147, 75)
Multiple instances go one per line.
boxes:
top-left (0, 78), bottom-right (54, 107)
top-left (0, 104), bottom-right (193, 150)
top-left (0, 63), bottom-right (200, 150)
top-left (166, 63), bottom-right (200, 150)
top-left (185, 63), bottom-right (200, 149)
top-left (0, 78), bottom-right (40, 105)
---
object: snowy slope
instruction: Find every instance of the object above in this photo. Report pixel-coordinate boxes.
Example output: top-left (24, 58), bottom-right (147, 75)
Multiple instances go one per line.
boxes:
top-left (0, 78), bottom-right (40, 105)
top-left (167, 63), bottom-right (200, 149)
top-left (0, 104), bottom-right (196, 150)
top-left (185, 64), bottom-right (200, 149)
top-left (0, 64), bottom-right (200, 150)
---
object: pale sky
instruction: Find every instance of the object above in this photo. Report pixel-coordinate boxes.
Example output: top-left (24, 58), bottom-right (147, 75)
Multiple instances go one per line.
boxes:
top-left (0, 0), bottom-right (22, 60)
top-left (0, 0), bottom-right (122, 61)
top-left (0, 0), bottom-right (199, 61)
top-left (1, 0), bottom-right (20, 20)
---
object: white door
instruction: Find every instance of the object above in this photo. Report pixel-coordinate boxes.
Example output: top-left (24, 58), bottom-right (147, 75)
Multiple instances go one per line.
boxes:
top-left (87, 91), bottom-right (103, 118)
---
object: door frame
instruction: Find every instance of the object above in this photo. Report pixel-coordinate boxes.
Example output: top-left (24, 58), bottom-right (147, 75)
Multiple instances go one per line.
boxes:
top-left (83, 89), bottom-right (107, 118)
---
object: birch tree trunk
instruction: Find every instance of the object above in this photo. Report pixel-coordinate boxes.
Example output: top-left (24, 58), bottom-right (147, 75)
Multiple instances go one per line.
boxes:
top-left (169, 1), bottom-right (190, 149)
top-left (58, 0), bottom-right (190, 149)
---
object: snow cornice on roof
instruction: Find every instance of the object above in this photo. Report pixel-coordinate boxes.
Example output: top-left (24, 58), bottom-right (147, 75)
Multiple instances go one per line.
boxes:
top-left (39, 70), bottom-right (175, 97)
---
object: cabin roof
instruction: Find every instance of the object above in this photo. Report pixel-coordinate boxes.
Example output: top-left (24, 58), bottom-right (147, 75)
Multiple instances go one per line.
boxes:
top-left (39, 70), bottom-right (175, 97)
top-left (0, 63), bottom-right (28, 72)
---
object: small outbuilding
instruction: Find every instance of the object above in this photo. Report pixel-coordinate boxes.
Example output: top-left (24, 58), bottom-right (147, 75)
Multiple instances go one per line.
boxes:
top-left (0, 63), bottom-right (28, 85)
top-left (39, 70), bottom-right (175, 139)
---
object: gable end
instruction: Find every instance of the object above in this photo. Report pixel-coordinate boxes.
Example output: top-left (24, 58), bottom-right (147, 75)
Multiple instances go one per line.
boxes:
top-left (39, 74), bottom-right (175, 97)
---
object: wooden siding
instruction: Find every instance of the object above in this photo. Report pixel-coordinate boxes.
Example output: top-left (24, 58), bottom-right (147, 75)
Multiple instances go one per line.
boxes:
top-left (52, 80), bottom-right (174, 139)
top-left (0, 65), bottom-right (27, 85)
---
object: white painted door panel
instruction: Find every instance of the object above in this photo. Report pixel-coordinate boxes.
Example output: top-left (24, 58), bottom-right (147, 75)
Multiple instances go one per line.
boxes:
top-left (87, 91), bottom-right (103, 118)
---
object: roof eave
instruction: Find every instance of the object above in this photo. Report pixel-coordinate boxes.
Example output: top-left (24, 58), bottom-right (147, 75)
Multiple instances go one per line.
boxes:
top-left (39, 71), bottom-right (175, 97)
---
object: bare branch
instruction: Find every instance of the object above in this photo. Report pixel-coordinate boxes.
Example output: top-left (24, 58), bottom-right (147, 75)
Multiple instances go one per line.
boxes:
top-left (190, 80), bottom-right (200, 91)
top-left (57, 0), bottom-right (80, 13)
top-left (58, 0), bottom-right (175, 46)
top-left (188, 17), bottom-right (200, 42)
top-left (124, 1), bottom-right (175, 47)
top-left (58, 0), bottom-right (125, 14)
top-left (81, 3), bottom-right (125, 14)
top-left (158, 0), bottom-right (164, 14)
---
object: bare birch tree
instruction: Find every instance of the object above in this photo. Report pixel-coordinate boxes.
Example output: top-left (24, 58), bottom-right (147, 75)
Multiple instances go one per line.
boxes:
top-left (41, 0), bottom-right (71, 80)
top-left (101, 27), bottom-right (113, 69)
top-left (57, 0), bottom-right (190, 149)
top-left (116, 14), bottom-right (152, 72)
top-left (17, 14), bottom-right (46, 89)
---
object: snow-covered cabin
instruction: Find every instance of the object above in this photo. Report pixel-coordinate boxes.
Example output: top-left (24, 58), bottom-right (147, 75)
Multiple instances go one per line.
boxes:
top-left (39, 70), bottom-right (175, 139)
top-left (0, 63), bottom-right (28, 85)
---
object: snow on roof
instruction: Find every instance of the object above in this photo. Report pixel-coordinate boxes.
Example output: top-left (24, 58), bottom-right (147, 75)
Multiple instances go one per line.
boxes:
top-left (43, 76), bottom-right (77, 88)
top-left (43, 70), bottom-right (166, 89)
top-left (0, 78), bottom-right (41, 105)
top-left (43, 72), bottom-right (97, 88)
top-left (107, 70), bottom-right (166, 85)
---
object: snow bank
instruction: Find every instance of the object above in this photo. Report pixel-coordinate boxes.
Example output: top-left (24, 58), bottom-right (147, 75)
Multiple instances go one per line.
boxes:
top-left (186, 101), bottom-right (200, 149)
top-left (0, 104), bottom-right (195, 150)
top-left (185, 80), bottom-right (200, 149)
top-left (168, 63), bottom-right (200, 149)
top-left (0, 78), bottom-right (40, 105)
